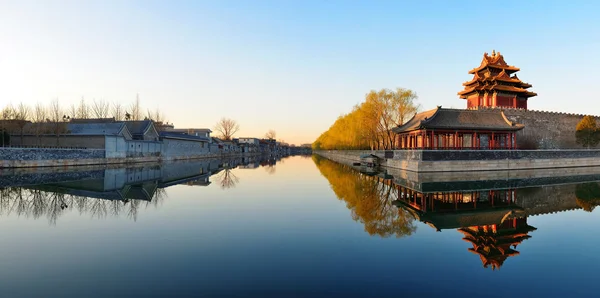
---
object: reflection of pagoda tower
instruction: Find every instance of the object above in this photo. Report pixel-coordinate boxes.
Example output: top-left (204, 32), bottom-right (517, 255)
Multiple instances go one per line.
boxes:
top-left (459, 217), bottom-right (536, 270)
top-left (392, 185), bottom-right (537, 271)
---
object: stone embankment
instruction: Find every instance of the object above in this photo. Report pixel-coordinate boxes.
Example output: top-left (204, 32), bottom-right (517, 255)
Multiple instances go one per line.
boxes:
top-left (0, 148), bottom-right (261, 169)
top-left (316, 149), bottom-right (600, 172)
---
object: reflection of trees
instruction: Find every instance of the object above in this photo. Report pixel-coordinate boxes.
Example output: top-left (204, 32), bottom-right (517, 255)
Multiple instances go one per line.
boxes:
top-left (0, 186), bottom-right (165, 225)
top-left (214, 169), bottom-right (239, 189)
top-left (575, 182), bottom-right (600, 212)
top-left (312, 155), bottom-right (416, 238)
top-left (264, 165), bottom-right (276, 175)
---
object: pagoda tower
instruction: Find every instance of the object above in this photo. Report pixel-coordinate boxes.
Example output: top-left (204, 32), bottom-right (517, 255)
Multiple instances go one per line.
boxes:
top-left (458, 50), bottom-right (537, 109)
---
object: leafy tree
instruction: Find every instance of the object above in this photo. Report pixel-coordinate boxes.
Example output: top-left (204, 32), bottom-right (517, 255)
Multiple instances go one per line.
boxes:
top-left (576, 116), bottom-right (600, 148)
top-left (312, 87), bottom-right (419, 150)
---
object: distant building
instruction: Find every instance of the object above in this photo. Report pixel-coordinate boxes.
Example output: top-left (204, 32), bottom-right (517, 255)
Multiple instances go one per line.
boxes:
top-left (237, 137), bottom-right (260, 146)
top-left (167, 128), bottom-right (212, 139)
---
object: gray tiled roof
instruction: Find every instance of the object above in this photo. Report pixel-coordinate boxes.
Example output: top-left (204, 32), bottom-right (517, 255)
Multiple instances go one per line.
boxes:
top-left (160, 131), bottom-right (210, 142)
top-left (66, 122), bottom-right (127, 136)
top-left (124, 120), bottom-right (152, 136)
top-left (392, 107), bottom-right (524, 133)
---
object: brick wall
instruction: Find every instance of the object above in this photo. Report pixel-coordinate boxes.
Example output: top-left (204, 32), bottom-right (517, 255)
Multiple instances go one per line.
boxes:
top-left (501, 108), bottom-right (598, 149)
top-left (0, 148), bottom-right (105, 160)
top-left (11, 135), bottom-right (106, 149)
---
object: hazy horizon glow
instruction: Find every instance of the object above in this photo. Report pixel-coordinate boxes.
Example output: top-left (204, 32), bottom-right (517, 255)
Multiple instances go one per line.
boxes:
top-left (1, 1), bottom-right (599, 144)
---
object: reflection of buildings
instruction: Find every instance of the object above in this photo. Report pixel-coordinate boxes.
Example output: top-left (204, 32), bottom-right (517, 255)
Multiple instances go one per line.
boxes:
top-left (460, 217), bottom-right (536, 270)
top-left (0, 155), bottom-right (290, 224)
top-left (393, 187), bottom-right (536, 270)
top-left (314, 155), bottom-right (600, 271)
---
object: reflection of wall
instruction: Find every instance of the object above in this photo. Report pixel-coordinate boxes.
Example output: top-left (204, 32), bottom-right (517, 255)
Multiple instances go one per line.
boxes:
top-left (516, 185), bottom-right (581, 216)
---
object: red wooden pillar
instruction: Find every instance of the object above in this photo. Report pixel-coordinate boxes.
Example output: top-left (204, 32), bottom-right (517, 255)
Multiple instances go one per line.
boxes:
top-left (491, 132), bottom-right (495, 149)
top-left (454, 131), bottom-right (458, 149)
top-left (473, 132), bottom-right (477, 149)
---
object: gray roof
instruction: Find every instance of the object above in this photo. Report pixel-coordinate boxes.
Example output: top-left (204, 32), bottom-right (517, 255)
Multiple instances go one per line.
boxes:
top-left (66, 122), bottom-right (127, 136)
top-left (393, 200), bottom-right (525, 231)
top-left (125, 120), bottom-right (153, 136)
top-left (169, 128), bottom-right (212, 133)
top-left (392, 107), bottom-right (524, 133)
top-left (160, 131), bottom-right (210, 142)
top-left (70, 118), bottom-right (115, 123)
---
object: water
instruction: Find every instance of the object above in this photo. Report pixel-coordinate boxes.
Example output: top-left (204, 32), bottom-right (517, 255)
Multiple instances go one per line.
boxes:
top-left (1, 155), bottom-right (599, 297)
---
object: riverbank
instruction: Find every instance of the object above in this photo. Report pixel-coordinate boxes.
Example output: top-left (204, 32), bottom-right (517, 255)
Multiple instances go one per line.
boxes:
top-left (0, 147), bottom-right (263, 168)
top-left (315, 149), bottom-right (600, 172)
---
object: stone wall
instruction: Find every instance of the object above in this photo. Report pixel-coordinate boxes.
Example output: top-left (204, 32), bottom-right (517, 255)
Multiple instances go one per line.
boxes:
top-left (0, 148), bottom-right (105, 160)
top-left (161, 138), bottom-right (210, 159)
top-left (501, 108), bottom-right (599, 149)
top-left (316, 149), bottom-right (600, 172)
top-left (10, 135), bottom-right (106, 149)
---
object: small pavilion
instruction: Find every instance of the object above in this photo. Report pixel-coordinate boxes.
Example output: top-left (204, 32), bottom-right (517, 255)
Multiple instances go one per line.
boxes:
top-left (392, 107), bottom-right (524, 150)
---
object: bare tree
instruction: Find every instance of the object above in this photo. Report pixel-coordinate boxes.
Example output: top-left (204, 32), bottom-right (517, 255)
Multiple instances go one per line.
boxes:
top-left (213, 118), bottom-right (240, 141)
top-left (14, 103), bottom-right (31, 145)
top-left (33, 103), bottom-right (47, 123)
top-left (265, 129), bottom-right (276, 140)
top-left (68, 103), bottom-right (77, 120)
top-left (76, 97), bottom-right (90, 119)
top-left (33, 103), bottom-right (47, 145)
top-left (49, 99), bottom-right (66, 146)
top-left (92, 99), bottom-right (110, 118)
top-left (111, 102), bottom-right (125, 121)
top-left (130, 94), bottom-right (142, 121)
top-left (0, 104), bottom-right (15, 147)
top-left (146, 108), bottom-right (165, 123)
top-left (15, 103), bottom-right (30, 121)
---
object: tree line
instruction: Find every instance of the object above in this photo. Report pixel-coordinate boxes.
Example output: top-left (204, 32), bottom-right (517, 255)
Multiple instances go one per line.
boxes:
top-left (0, 96), bottom-right (170, 146)
top-left (312, 88), bottom-right (419, 150)
top-left (0, 97), bottom-right (286, 146)
top-left (0, 95), bottom-right (167, 124)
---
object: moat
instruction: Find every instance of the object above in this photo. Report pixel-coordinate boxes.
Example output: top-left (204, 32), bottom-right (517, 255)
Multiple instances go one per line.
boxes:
top-left (1, 155), bottom-right (599, 297)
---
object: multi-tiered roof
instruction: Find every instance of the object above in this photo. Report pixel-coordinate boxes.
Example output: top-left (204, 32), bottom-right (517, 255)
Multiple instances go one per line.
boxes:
top-left (459, 219), bottom-right (537, 270)
top-left (458, 51), bottom-right (537, 107)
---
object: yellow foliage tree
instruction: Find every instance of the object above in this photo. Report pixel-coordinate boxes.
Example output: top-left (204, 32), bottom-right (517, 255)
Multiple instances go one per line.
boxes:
top-left (576, 115), bottom-right (599, 148)
top-left (312, 88), bottom-right (419, 150)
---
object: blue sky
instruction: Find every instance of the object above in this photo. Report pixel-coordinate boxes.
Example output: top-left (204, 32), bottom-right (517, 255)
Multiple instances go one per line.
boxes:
top-left (1, 0), bottom-right (599, 144)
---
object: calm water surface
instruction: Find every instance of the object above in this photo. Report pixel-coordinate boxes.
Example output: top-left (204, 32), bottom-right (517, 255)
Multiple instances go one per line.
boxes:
top-left (1, 155), bottom-right (599, 297)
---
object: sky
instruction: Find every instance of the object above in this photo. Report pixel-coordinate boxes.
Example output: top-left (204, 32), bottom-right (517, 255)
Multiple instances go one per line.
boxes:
top-left (1, 0), bottom-right (599, 145)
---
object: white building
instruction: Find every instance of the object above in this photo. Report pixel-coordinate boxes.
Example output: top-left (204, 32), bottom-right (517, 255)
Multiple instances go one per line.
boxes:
top-left (167, 128), bottom-right (212, 139)
top-left (237, 137), bottom-right (260, 146)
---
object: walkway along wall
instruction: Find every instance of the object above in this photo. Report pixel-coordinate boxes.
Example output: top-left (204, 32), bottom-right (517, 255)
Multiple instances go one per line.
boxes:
top-left (316, 149), bottom-right (600, 172)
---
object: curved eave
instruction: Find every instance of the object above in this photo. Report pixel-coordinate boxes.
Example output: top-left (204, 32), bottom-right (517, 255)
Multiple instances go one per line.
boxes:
top-left (468, 65), bottom-right (520, 74)
top-left (420, 125), bottom-right (525, 132)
